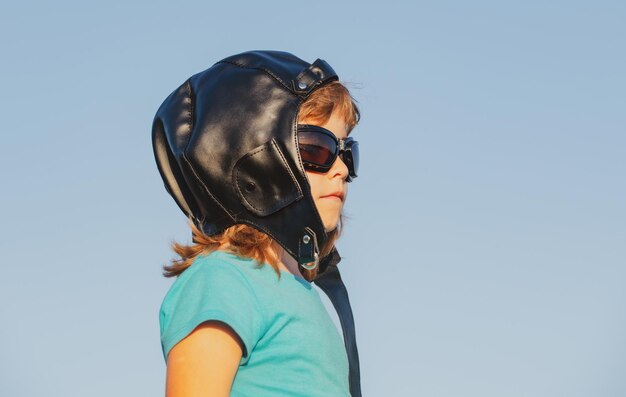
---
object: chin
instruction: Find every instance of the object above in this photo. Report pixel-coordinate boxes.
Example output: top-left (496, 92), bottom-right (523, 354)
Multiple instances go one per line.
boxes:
top-left (323, 221), bottom-right (339, 233)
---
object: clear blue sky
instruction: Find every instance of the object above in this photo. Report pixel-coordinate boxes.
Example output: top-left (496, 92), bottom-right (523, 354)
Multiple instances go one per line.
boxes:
top-left (1, 1), bottom-right (624, 396)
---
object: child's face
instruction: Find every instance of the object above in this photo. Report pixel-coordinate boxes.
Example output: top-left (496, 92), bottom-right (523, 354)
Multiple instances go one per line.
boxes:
top-left (301, 111), bottom-right (350, 232)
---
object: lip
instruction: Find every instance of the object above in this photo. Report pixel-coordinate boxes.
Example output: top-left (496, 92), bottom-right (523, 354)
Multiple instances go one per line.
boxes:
top-left (321, 192), bottom-right (345, 202)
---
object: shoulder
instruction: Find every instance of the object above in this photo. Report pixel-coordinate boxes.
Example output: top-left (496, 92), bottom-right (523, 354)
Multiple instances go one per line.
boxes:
top-left (159, 250), bottom-right (267, 364)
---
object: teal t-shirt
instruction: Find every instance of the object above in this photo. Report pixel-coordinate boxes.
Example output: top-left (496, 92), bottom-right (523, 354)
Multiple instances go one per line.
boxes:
top-left (159, 250), bottom-right (350, 397)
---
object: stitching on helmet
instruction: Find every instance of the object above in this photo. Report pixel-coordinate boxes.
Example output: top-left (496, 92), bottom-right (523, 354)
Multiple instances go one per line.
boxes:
top-left (270, 138), bottom-right (303, 196)
top-left (182, 153), bottom-right (234, 221)
top-left (215, 60), bottom-right (301, 99)
top-left (233, 139), bottom-right (303, 215)
top-left (181, 79), bottom-right (235, 222)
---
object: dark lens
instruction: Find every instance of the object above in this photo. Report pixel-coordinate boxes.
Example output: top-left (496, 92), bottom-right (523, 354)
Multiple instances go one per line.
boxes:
top-left (298, 130), bottom-right (337, 167)
top-left (342, 140), bottom-right (359, 179)
top-left (350, 140), bottom-right (359, 177)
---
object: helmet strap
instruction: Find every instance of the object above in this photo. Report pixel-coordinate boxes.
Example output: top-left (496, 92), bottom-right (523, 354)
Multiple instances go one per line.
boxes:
top-left (298, 227), bottom-right (320, 270)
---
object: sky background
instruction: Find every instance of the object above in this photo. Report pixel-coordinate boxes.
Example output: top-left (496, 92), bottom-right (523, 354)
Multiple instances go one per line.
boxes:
top-left (1, 1), bottom-right (624, 396)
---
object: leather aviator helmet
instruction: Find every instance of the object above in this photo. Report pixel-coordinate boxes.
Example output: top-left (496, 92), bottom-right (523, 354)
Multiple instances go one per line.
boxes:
top-left (152, 50), bottom-right (348, 273)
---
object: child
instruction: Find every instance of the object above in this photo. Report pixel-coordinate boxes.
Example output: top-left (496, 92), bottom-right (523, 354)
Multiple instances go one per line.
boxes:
top-left (152, 50), bottom-right (361, 397)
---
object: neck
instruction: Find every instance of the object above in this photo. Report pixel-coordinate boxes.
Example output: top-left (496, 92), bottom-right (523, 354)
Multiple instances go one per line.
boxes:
top-left (269, 241), bottom-right (303, 277)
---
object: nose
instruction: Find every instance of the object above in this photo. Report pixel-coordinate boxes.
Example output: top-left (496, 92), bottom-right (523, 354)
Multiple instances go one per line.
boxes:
top-left (330, 154), bottom-right (350, 181)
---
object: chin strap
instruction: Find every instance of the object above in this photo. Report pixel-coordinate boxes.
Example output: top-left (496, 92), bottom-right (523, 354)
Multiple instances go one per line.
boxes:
top-left (299, 227), bottom-right (320, 270)
top-left (314, 253), bottom-right (362, 397)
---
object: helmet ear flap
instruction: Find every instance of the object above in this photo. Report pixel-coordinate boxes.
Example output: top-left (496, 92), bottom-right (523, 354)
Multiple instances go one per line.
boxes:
top-left (152, 117), bottom-right (202, 222)
top-left (233, 138), bottom-right (304, 217)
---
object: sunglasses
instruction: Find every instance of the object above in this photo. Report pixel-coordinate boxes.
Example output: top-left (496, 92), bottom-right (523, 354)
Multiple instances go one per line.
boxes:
top-left (297, 124), bottom-right (359, 182)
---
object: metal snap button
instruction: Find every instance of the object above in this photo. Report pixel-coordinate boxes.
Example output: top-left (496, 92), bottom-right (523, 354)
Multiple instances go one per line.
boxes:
top-left (302, 235), bottom-right (310, 244)
top-left (298, 82), bottom-right (307, 90)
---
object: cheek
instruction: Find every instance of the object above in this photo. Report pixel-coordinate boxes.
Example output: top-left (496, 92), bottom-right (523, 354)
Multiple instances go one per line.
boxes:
top-left (305, 171), bottom-right (323, 197)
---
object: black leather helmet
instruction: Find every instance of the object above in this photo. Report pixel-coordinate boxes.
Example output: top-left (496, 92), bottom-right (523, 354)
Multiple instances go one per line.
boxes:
top-left (151, 50), bottom-right (361, 396)
top-left (152, 50), bottom-right (344, 272)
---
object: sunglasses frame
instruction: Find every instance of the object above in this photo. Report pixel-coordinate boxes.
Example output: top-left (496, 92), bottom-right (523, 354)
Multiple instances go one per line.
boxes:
top-left (296, 124), bottom-right (359, 182)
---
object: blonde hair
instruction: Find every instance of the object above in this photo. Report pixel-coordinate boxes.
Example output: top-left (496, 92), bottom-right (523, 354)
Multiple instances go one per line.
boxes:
top-left (162, 80), bottom-right (360, 282)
